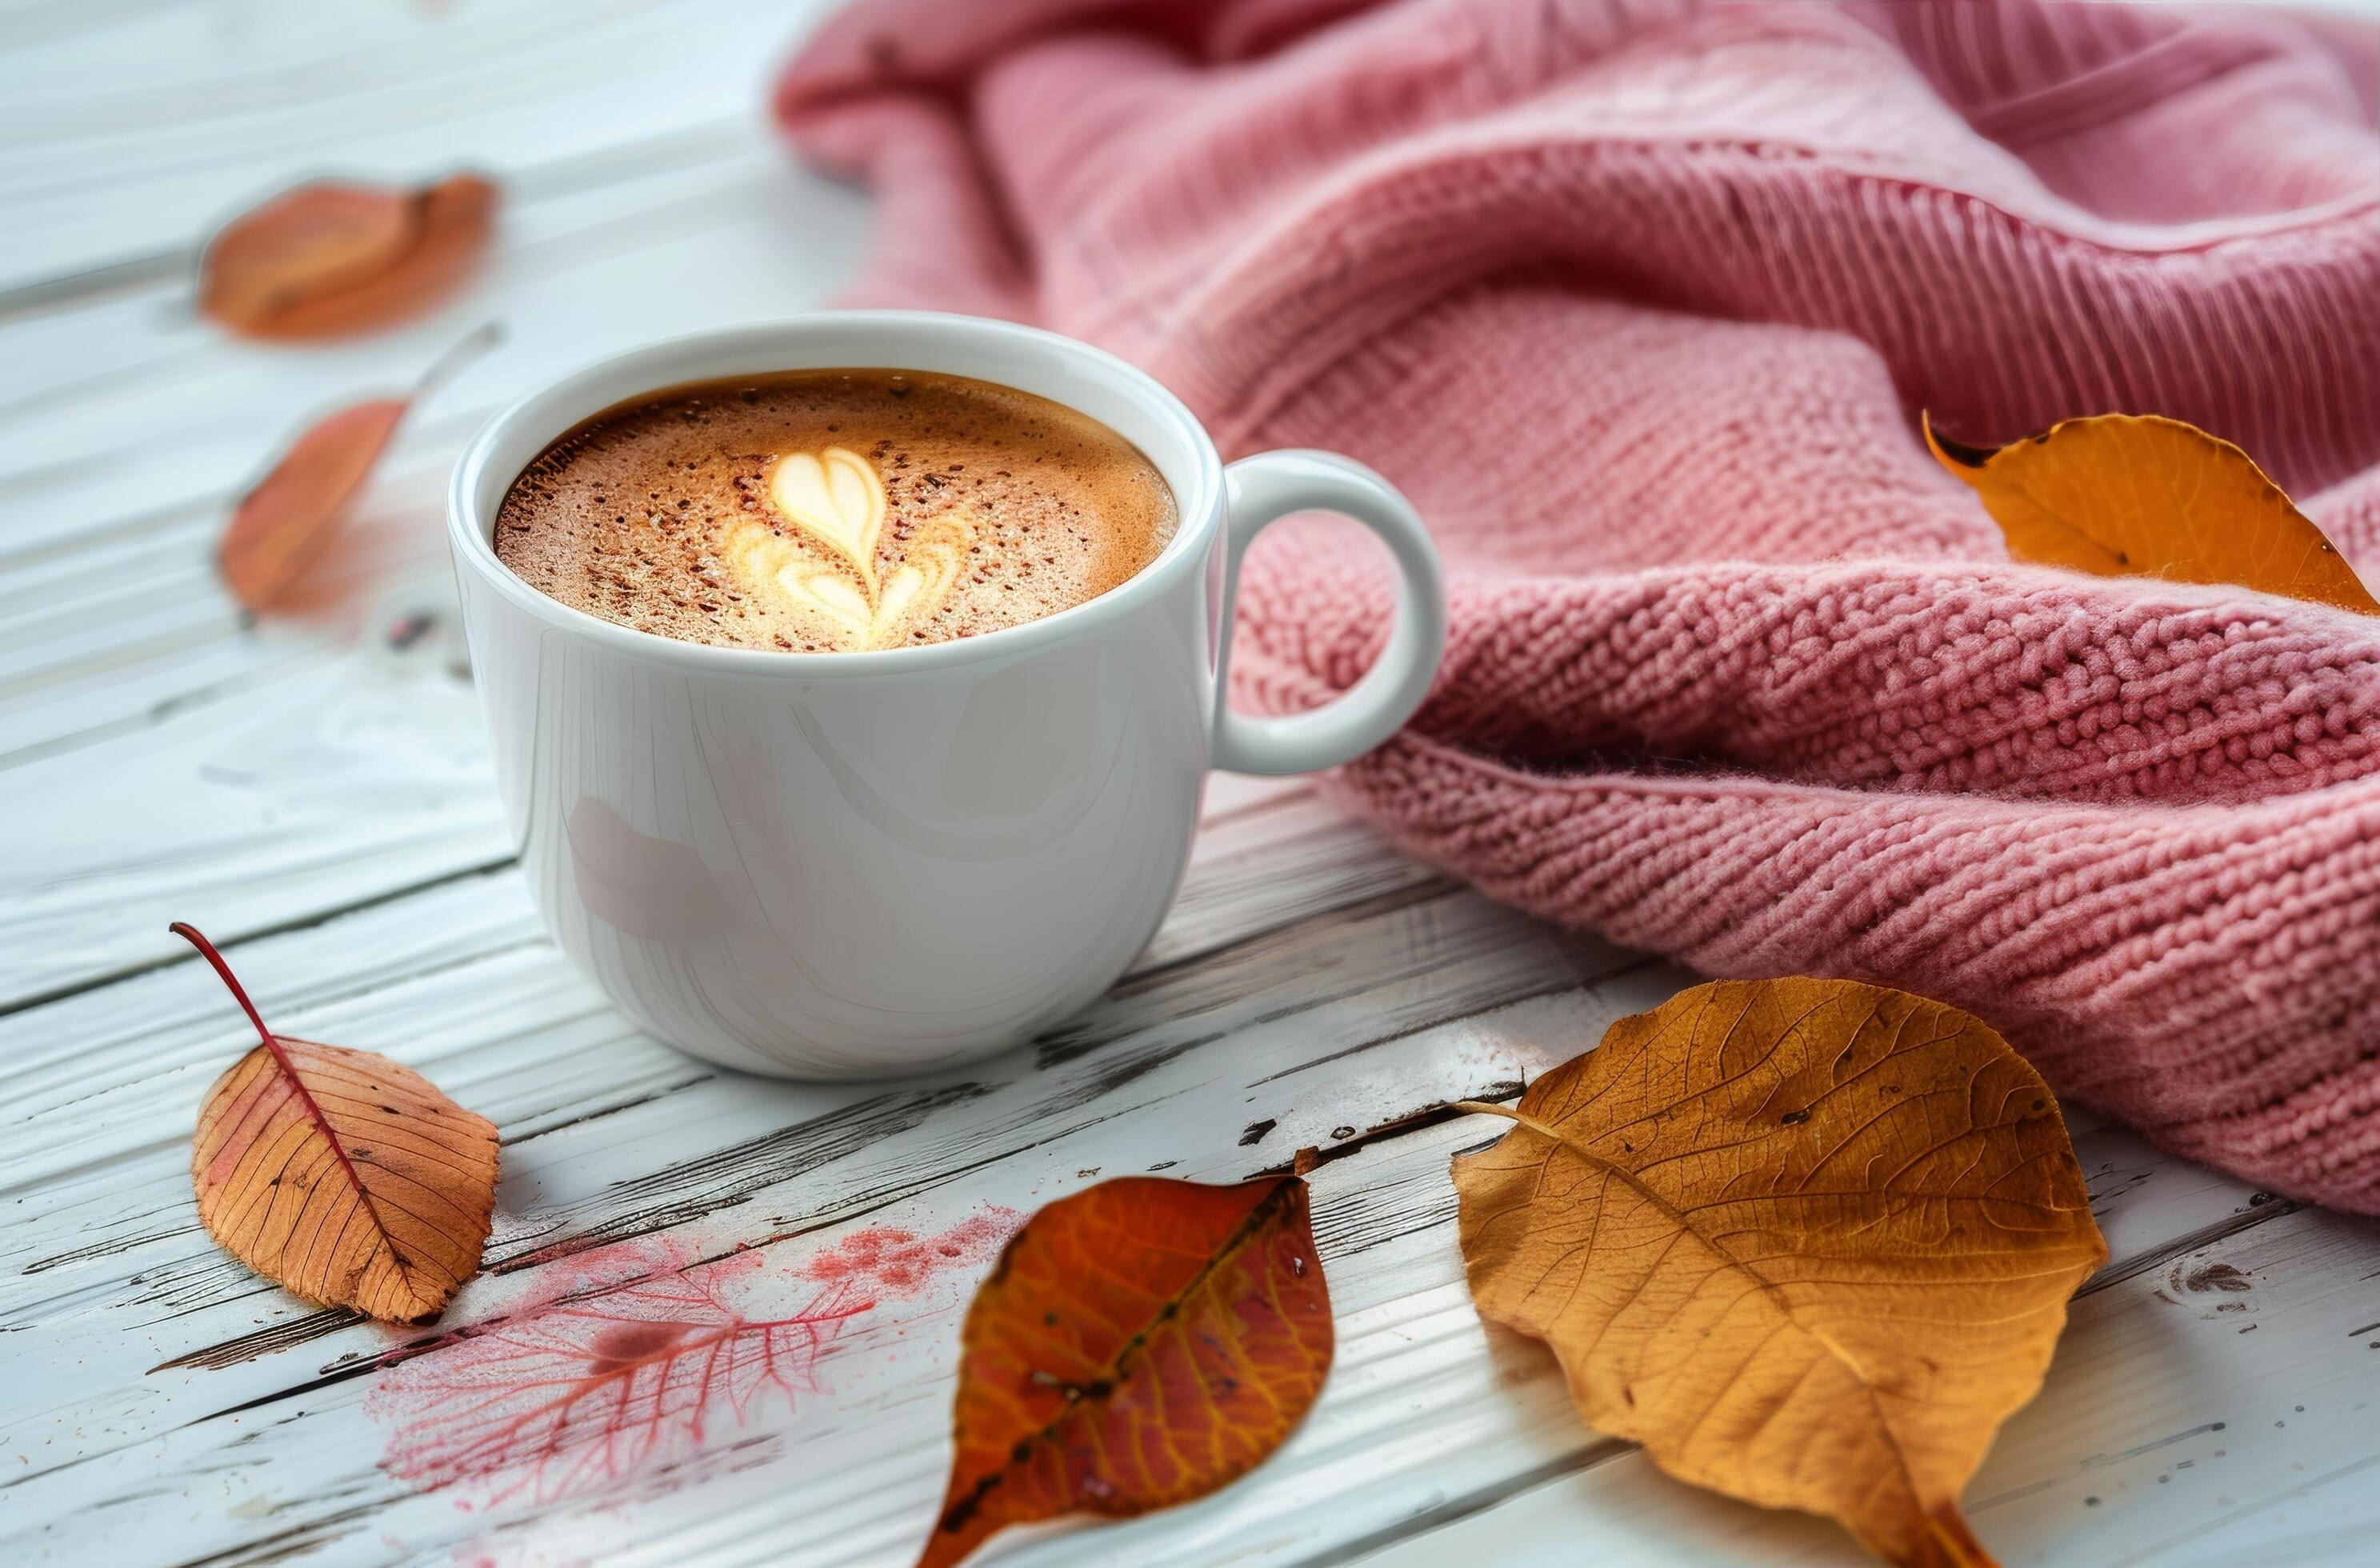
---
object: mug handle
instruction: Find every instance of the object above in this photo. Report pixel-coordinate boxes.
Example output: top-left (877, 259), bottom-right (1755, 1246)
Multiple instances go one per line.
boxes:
top-left (1210, 450), bottom-right (1447, 776)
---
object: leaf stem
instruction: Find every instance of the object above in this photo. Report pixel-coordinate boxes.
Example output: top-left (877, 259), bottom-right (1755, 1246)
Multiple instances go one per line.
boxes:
top-left (413, 319), bottom-right (504, 403)
top-left (171, 922), bottom-right (389, 1277)
top-left (170, 922), bottom-right (276, 1052)
top-left (1452, 1100), bottom-right (1565, 1143)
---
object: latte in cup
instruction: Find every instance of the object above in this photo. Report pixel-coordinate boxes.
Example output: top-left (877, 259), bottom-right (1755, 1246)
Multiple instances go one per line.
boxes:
top-left (450, 314), bottom-right (1445, 1074)
top-left (494, 369), bottom-right (1177, 654)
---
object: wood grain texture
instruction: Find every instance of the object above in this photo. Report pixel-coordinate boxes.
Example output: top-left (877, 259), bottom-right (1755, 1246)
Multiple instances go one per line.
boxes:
top-left (8, 2), bottom-right (2380, 1563)
top-left (0, 0), bottom-right (834, 293)
top-left (0, 144), bottom-right (870, 1005)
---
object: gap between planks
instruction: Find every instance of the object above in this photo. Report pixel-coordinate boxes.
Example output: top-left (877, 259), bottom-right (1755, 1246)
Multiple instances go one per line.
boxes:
top-left (0, 782), bottom-right (1324, 1023)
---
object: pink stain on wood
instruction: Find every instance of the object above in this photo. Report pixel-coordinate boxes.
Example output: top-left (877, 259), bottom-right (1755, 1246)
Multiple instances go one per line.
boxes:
top-left (799, 1207), bottom-right (1019, 1299)
top-left (370, 1209), bottom-right (1019, 1510)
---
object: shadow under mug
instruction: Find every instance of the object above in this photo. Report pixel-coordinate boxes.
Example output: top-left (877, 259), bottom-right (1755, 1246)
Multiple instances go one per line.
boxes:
top-left (447, 312), bottom-right (1446, 1079)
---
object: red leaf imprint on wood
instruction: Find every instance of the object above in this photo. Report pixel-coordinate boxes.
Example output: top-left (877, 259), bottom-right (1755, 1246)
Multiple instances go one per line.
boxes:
top-left (371, 1210), bottom-right (1018, 1509)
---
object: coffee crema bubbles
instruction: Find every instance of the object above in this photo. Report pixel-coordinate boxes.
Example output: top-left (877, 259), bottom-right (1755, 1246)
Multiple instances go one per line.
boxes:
top-left (494, 370), bottom-right (1178, 654)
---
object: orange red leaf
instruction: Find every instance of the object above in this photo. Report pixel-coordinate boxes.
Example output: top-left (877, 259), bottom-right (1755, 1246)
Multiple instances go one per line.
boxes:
top-left (199, 173), bottom-right (498, 340)
top-left (176, 923), bottom-right (499, 1325)
top-left (918, 1176), bottom-right (1334, 1568)
top-left (218, 324), bottom-right (497, 615)
top-left (219, 398), bottom-right (409, 614)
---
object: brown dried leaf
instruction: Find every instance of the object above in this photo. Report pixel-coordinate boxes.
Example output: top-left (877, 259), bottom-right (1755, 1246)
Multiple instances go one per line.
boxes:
top-left (199, 173), bottom-right (497, 339)
top-left (1454, 978), bottom-right (2106, 1567)
top-left (220, 398), bottom-right (408, 613)
top-left (1926, 410), bottom-right (2378, 614)
top-left (175, 923), bottom-right (498, 1324)
top-left (218, 325), bottom-right (497, 614)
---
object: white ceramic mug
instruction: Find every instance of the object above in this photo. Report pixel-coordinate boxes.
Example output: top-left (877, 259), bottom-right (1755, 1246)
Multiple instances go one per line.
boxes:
top-left (449, 313), bottom-right (1445, 1078)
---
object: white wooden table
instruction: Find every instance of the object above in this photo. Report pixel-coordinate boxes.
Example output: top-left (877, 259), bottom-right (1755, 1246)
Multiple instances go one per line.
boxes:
top-left (6, 3), bottom-right (2379, 1565)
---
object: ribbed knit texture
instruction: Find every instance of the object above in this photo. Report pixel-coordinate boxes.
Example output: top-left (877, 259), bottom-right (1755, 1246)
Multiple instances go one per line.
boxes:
top-left (778, 0), bottom-right (2380, 1211)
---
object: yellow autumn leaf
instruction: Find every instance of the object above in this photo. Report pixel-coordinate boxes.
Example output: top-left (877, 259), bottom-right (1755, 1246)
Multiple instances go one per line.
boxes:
top-left (1453, 978), bottom-right (2106, 1568)
top-left (1925, 410), bottom-right (2378, 614)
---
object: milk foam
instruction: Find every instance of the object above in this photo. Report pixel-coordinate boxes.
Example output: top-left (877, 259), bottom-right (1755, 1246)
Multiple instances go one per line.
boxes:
top-left (494, 370), bottom-right (1176, 654)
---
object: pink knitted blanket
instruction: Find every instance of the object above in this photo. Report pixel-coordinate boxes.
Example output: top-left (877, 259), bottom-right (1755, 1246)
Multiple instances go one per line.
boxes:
top-left (778, 0), bottom-right (2380, 1212)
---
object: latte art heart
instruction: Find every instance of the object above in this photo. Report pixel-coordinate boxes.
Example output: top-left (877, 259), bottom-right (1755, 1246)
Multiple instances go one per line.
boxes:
top-left (493, 369), bottom-right (1177, 655)
top-left (710, 446), bottom-right (978, 652)
top-left (718, 481), bottom-right (972, 653)
top-left (766, 446), bottom-right (888, 594)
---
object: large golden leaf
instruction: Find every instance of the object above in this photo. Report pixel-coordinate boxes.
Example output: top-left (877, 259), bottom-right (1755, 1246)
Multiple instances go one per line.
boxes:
top-left (1454, 979), bottom-right (2105, 1567)
top-left (1926, 410), bottom-right (2378, 614)
top-left (176, 923), bottom-right (499, 1324)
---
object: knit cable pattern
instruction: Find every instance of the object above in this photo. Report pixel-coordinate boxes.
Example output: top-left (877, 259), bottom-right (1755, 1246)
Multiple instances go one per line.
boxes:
top-left (780, 0), bottom-right (2380, 1210)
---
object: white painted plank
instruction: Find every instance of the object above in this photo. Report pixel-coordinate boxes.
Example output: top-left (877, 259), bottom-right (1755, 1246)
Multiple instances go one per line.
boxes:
top-left (2, 828), bottom-right (2354, 1567)
top-left (0, 645), bottom-right (510, 1009)
top-left (0, 0), bottom-right (842, 292)
top-left (10, 1065), bottom-right (2360, 1568)
top-left (0, 144), bottom-right (867, 563)
top-left (0, 660), bottom-right (1412, 1008)
top-left (1346, 1185), bottom-right (2380, 1568)
top-left (0, 158), bottom-right (874, 1004)
top-left (0, 801), bottom-right (1537, 1319)
top-left (0, 857), bottom-right (1632, 1342)
top-left (10, 2), bottom-right (2380, 1563)
top-left (0, 841), bottom-right (1660, 1562)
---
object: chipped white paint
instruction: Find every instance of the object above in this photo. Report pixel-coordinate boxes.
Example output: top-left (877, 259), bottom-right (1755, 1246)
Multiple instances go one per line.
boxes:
top-left (5, 3), bottom-right (2379, 1565)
